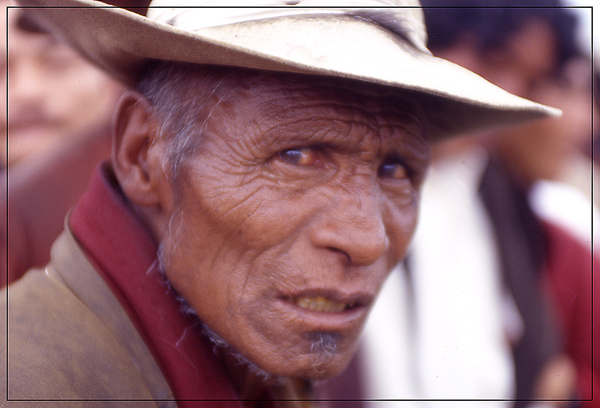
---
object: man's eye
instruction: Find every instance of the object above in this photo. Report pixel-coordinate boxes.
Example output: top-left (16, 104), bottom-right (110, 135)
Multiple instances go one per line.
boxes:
top-left (279, 147), bottom-right (316, 166)
top-left (378, 160), bottom-right (408, 180)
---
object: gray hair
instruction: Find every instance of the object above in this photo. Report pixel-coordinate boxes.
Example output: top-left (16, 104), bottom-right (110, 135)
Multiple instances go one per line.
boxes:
top-left (137, 62), bottom-right (248, 179)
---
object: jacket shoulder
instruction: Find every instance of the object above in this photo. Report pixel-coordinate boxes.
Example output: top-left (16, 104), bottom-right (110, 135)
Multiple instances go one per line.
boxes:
top-left (0, 233), bottom-right (173, 407)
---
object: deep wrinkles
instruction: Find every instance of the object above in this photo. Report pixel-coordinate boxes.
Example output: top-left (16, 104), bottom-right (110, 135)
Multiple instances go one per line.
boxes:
top-left (258, 83), bottom-right (425, 134)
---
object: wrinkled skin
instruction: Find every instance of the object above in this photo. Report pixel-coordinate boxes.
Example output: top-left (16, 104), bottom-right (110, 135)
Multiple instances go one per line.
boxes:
top-left (115, 76), bottom-right (430, 382)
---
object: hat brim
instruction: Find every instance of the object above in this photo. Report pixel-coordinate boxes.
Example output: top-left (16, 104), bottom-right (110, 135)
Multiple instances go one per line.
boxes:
top-left (17, 0), bottom-right (560, 140)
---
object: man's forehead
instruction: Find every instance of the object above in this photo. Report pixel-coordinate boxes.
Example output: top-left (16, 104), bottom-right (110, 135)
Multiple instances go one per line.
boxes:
top-left (167, 63), bottom-right (421, 111)
top-left (199, 74), bottom-right (427, 153)
top-left (144, 63), bottom-right (425, 145)
top-left (240, 76), bottom-right (426, 132)
top-left (179, 69), bottom-right (421, 117)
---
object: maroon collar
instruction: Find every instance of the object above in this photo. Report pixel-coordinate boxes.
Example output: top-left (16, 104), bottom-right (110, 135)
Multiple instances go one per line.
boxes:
top-left (69, 163), bottom-right (244, 407)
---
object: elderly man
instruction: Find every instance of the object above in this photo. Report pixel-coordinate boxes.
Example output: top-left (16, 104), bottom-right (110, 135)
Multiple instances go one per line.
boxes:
top-left (1, 0), bottom-right (557, 406)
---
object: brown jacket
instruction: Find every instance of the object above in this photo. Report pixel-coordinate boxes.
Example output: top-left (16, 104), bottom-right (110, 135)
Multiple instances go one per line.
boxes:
top-left (0, 227), bottom-right (176, 407)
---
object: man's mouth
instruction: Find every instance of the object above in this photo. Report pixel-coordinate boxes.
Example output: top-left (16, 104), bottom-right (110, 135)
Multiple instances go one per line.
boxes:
top-left (284, 296), bottom-right (356, 313)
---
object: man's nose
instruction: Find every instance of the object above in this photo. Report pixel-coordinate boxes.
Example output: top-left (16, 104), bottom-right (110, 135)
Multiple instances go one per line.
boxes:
top-left (310, 182), bottom-right (389, 266)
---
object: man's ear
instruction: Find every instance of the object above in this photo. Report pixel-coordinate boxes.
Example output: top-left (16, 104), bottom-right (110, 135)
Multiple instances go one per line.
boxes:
top-left (112, 91), bottom-right (172, 212)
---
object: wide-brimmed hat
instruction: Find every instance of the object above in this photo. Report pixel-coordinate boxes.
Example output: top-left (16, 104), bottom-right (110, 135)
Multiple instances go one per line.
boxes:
top-left (16, 0), bottom-right (560, 140)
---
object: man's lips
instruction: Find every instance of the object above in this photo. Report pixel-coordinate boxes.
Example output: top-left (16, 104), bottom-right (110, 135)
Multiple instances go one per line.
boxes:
top-left (284, 295), bottom-right (353, 312)
top-left (281, 290), bottom-right (372, 314)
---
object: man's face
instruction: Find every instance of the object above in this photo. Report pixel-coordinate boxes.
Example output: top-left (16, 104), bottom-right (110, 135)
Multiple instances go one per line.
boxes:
top-left (157, 77), bottom-right (430, 380)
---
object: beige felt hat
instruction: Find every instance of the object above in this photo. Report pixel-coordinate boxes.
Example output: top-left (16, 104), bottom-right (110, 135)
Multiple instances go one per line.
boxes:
top-left (17, 0), bottom-right (560, 140)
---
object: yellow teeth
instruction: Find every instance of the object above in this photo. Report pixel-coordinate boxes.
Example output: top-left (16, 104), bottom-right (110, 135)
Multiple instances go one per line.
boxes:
top-left (293, 296), bottom-right (348, 313)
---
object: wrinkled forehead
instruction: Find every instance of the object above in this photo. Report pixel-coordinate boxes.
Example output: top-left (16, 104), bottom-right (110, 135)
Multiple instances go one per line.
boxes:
top-left (144, 62), bottom-right (428, 153)
top-left (199, 74), bottom-right (430, 162)
top-left (270, 80), bottom-right (423, 127)
top-left (207, 68), bottom-right (427, 136)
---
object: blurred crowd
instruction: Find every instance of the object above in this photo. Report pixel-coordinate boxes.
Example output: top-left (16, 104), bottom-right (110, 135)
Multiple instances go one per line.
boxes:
top-left (0, 0), bottom-right (149, 282)
top-left (2, 0), bottom-right (598, 407)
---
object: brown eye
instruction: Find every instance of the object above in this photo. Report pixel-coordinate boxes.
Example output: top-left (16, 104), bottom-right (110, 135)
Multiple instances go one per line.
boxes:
top-left (378, 160), bottom-right (408, 180)
top-left (279, 147), bottom-right (316, 166)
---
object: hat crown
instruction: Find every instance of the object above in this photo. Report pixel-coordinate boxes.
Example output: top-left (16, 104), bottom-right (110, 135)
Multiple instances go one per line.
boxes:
top-left (146, 0), bottom-right (429, 53)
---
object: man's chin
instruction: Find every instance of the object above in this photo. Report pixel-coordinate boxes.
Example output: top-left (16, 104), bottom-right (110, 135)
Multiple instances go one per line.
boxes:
top-left (219, 344), bottom-right (347, 385)
top-left (200, 318), bottom-right (359, 386)
top-left (298, 353), bottom-right (353, 382)
top-left (250, 353), bottom-right (349, 384)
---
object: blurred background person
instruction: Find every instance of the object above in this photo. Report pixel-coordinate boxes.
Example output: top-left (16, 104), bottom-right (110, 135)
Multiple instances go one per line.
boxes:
top-left (0, 0), bottom-right (147, 284)
top-left (1, 0), bottom-right (123, 167)
top-left (321, 1), bottom-right (598, 407)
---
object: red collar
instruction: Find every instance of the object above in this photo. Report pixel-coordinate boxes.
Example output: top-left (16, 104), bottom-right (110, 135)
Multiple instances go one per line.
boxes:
top-left (69, 163), bottom-right (244, 407)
